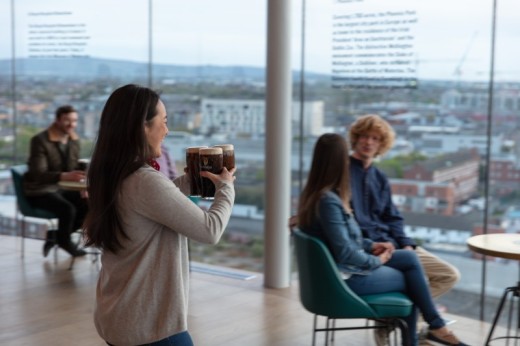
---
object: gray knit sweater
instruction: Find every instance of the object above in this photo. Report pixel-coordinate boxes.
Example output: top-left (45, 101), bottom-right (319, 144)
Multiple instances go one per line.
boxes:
top-left (94, 166), bottom-right (235, 345)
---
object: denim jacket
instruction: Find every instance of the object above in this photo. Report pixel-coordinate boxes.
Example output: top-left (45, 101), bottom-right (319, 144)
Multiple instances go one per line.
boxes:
top-left (302, 190), bottom-right (382, 276)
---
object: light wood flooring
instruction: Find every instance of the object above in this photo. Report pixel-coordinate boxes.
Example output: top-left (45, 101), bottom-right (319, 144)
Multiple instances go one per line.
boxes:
top-left (0, 235), bottom-right (501, 346)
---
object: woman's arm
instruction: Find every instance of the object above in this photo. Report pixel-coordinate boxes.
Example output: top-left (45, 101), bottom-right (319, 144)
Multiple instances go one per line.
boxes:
top-left (318, 195), bottom-right (381, 271)
top-left (131, 168), bottom-right (234, 244)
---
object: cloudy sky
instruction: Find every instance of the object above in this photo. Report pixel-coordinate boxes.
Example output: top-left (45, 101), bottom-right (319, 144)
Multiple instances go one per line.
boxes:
top-left (0, 0), bottom-right (518, 81)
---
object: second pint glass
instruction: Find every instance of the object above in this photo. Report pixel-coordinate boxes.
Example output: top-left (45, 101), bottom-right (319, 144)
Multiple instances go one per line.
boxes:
top-left (199, 147), bottom-right (223, 199)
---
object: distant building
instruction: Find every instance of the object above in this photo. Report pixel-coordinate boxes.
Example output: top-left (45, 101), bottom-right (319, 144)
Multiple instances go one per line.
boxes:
top-left (490, 157), bottom-right (520, 195)
top-left (391, 149), bottom-right (480, 215)
top-left (392, 179), bottom-right (457, 215)
top-left (441, 88), bottom-right (520, 114)
top-left (200, 98), bottom-right (324, 138)
top-left (501, 206), bottom-right (520, 234)
top-left (417, 133), bottom-right (504, 157)
top-left (402, 211), bottom-right (474, 246)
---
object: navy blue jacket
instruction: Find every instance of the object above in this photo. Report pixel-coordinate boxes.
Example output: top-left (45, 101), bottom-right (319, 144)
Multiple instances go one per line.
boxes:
top-left (349, 156), bottom-right (416, 249)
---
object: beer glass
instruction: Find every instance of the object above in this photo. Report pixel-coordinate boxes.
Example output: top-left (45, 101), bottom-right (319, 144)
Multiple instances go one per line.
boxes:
top-left (199, 147), bottom-right (223, 199)
top-left (186, 146), bottom-right (207, 196)
top-left (213, 144), bottom-right (235, 171)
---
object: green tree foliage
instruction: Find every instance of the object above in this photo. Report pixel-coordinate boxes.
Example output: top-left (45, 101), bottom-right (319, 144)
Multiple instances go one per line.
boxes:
top-left (375, 152), bottom-right (427, 178)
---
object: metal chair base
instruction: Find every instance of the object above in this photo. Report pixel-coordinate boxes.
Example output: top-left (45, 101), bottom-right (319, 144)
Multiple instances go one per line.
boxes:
top-left (311, 315), bottom-right (410, 346)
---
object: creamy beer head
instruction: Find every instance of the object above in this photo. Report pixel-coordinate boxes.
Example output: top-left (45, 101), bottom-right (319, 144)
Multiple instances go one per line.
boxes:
top-left (185, 146), bottom-right (208, 196)
top-left (213, 144), bottom-right (234, 151)
top-left (199, 147), bottom-right (223, 199)
top-left (186, 146), bottom-right (207, 154)
top-left (213, 144), bottom-right (235, 170)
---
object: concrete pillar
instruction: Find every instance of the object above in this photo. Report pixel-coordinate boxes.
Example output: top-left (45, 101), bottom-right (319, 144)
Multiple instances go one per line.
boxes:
top-left (264, 0), bottom-right (292, 288)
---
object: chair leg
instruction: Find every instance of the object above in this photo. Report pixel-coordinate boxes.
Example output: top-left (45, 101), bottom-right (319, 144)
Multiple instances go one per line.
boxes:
top-left (21, 218), bottom-right (25, 258)
top-left (68, 257), bottom-right (76, 270)
top-left (312, 314), bottom-right (317, 346)
top-left (324, 317), bottom-right (329, 346)
top-left (329, 318), bottom-right (335, 343)
top-left (395, 318), bottom-right (410, 346)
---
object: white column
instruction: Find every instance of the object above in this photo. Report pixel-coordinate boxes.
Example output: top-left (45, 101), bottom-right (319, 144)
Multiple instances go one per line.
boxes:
top-left (264, 0), bottom-right (292, 288)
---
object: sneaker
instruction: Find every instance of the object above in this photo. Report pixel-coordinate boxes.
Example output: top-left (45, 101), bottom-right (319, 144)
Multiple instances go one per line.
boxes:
top-left (42, 240), bottom-right (54, 258)
top-left (373, 320), bottom-right (392, 346)
top-left (426, 327), bottom-right (469, 346)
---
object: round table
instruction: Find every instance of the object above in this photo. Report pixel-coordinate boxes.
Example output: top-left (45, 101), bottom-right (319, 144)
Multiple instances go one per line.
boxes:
top-left (467, 233), bottom-right (520, 260)
top-left (467, 233), bottom-right (520, 345)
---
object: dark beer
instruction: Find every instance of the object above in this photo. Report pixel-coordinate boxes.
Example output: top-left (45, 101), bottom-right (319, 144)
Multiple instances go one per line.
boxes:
top-left (199, 147), bottom-right (223, 199)
top-left (186, 146), bottom-right (207, 196)
top-left (213, 144), bottom-right (235, 170)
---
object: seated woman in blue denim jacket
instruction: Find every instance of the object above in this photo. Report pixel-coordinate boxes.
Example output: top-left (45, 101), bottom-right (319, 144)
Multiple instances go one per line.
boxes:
top-left (297, 133), bottom-right (468, 346)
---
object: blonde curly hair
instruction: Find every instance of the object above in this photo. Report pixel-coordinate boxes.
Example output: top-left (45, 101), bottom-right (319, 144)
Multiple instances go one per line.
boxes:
top-left (348, 114), bottom-right (395, 157)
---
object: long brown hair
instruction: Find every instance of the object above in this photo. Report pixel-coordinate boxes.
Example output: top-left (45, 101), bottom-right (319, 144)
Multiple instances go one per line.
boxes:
top-left (297, 133), bottom-right (351, 229)
top-left (83, 84), bottom-right (160, 253)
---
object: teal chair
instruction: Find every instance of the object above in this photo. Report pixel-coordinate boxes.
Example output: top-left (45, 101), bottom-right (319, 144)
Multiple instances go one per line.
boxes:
top-left (10, 164), bottom-right (58, 258)
top-left (292, 230), bottom-right (413, 346)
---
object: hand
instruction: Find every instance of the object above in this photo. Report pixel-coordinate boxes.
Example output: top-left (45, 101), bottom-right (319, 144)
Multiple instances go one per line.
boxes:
top-left (288, 215), bottom-right (298, 229)
top-left (61, 170), bottom-right (86, 182)
top-left (199, 167), bottom-right (236, 185)
top-left (372, 242), bottom-right (395, 255)
top-left (403, 245), bottom-right (414, 251)
top-left (378, 249), bottom-right (393, 264)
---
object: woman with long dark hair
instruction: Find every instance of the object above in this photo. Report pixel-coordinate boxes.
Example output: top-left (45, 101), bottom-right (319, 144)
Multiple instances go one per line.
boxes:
top-left (297, 133), bottom-right (467, 346)
top-left (84, 84), bottom-right (235, 346)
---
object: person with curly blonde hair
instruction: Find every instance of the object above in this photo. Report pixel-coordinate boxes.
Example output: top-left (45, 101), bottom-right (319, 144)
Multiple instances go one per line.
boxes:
top-left (298, 133), bottom-right (468, 346)
top-left (348, 114), bottom-right (461, 345)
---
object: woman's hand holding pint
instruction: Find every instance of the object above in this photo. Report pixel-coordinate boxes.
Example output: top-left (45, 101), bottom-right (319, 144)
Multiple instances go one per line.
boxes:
top-left (200, 167), bottom-right (236, 184)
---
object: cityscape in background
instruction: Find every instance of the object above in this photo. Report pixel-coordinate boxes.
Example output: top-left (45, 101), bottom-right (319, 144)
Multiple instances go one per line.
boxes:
top-left (1, 61), bottom-right (520, 255)
top-left (1, 0), bottom-right (520, 326)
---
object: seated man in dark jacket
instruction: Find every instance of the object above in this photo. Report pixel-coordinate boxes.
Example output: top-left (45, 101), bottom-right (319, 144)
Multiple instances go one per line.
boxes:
top-left (348, 114), bottom-right (460, 345)
top-left (24, 105), bottom-right (87, 257)
top-left (348, 114), bottom-right (460, 300)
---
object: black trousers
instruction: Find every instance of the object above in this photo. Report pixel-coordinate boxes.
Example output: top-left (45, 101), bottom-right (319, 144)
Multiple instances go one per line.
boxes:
top-left (27, 190), bottom-right (88, 242)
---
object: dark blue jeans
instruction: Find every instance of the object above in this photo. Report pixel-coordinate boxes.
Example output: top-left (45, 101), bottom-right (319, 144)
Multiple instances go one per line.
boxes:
top-left (345, 250), bottom-right (445, 346)
top-left (27, 190), bottom-right (88, 239)
top-left (107, 330), bottom-right (193, 346)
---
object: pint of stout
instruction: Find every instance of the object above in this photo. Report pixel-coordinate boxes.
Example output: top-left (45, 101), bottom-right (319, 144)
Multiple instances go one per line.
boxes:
top-left (186, 146), bottom-right (207, 196)
top-left (199, 147), bottom-right (223, 199)
top-left (213, 144), bottom-right (235, 170)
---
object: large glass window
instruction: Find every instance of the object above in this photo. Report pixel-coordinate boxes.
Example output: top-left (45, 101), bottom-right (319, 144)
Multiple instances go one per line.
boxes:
top-left (0, 0), bottom-right (269, 273)
top-left (1, 0), bottom-right (519, 326)
top-left (294, 0), bottom-right (520, 325)
top-left (152, 0), bottom-right (267, 271)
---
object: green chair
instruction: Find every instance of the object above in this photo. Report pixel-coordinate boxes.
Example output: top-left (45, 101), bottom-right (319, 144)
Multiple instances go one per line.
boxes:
top-left (292, 230), bottom-right (413, 346)
top-left (10, 164), bottom-right (58, 258)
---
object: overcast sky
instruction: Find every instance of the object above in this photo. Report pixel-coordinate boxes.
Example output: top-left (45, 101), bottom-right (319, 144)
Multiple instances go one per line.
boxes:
top-left (0, 0), bottom-right (518, 81)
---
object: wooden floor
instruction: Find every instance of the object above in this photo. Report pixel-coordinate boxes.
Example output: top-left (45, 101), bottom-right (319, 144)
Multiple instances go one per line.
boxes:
top-left (0, 235), bottom-right (500, 346)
